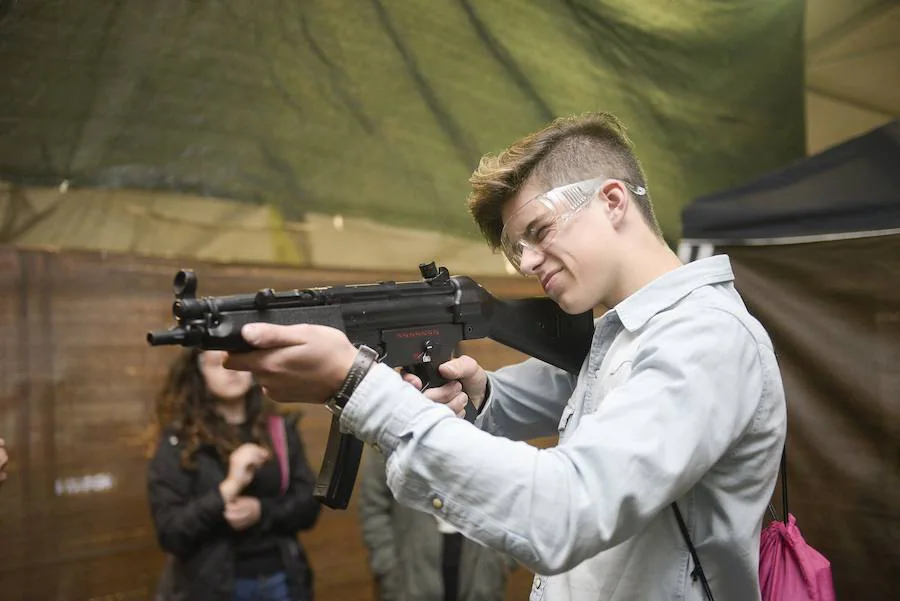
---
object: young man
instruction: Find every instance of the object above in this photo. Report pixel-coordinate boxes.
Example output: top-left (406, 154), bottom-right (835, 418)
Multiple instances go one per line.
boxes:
top-left (224, 112), bottom-right (787, 601)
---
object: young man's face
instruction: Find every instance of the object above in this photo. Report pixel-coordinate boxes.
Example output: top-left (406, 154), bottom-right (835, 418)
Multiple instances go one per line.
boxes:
top-left (500, 178), bottom-right (626, 314)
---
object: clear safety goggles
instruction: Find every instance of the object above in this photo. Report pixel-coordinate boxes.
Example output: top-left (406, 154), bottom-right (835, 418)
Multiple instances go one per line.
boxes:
top-left (499, 177), bottom-right (647, 272)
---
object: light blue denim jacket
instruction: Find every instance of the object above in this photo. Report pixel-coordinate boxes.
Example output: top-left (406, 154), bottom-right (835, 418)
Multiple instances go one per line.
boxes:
top-left (342, 255), bottom-right (787, 601)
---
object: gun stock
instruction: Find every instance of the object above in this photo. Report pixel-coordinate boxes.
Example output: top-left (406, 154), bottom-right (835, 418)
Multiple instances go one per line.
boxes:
top-left (487, 297), bottom-right (592, 374)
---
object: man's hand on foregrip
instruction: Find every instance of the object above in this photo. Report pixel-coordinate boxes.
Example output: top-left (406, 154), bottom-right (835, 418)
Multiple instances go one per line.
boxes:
top-left (223, 323), bottom-right (358, 404)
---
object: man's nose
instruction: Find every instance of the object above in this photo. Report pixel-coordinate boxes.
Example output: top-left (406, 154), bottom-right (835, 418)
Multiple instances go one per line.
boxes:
top-left (518, 246), bottom-right (544, 275)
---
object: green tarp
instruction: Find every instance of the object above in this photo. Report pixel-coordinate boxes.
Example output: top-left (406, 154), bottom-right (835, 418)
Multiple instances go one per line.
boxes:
top-left (0, 0), bottom-right (805, 256)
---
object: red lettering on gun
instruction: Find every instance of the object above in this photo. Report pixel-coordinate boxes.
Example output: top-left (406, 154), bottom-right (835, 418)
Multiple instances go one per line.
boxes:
top-left (395, 329), bottom-right (440, 339)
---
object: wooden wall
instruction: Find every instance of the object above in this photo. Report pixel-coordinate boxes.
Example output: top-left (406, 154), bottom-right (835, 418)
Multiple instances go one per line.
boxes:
top-left (0, 247), bottom-right (550, 601)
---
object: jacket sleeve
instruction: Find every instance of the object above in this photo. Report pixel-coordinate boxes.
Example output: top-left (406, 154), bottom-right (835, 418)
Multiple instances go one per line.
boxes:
top-left (341, 309), bottom-right (775, 575)
top-left (358, 447), bottom-right (400, 601)
top-left (146, 432), bottom-right (226, 558)
top-left (259, 415), bottom-right (322, 535)
top-left (476, 357), bottom-right (578, 441)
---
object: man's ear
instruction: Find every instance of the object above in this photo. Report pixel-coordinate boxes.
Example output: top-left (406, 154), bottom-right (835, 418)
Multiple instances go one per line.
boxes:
top-left (600, 180), bottom-right (629, 227)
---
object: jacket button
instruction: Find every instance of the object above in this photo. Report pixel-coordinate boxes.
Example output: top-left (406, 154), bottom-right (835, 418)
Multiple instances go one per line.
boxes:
top-left (432, 497), bottom-right (444, 510)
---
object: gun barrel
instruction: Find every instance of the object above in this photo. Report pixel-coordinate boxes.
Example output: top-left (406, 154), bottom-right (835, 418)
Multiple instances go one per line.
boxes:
top-left (173, 293), bottom-right (264, 320)
top-left (146, 328), bottom-right (188, 346)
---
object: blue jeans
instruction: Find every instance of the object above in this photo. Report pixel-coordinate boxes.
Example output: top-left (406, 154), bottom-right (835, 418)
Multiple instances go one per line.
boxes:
top-left (233, 571), bottom-right (291, 601)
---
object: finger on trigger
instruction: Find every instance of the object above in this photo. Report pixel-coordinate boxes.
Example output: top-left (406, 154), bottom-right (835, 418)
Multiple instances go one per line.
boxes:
top-left (446, 392), bottom-right (465, 415)
top-left (402, 373), bottom-right (423, 389)
top-left (429, 381), bottom-right (460, 403)
top-left (422, 388), bottom-right (444, 403)
top-left (439, 380), bottom-right (462, 394)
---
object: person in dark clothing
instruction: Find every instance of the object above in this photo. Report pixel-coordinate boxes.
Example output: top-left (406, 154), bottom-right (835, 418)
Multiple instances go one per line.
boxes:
top-left (359, 447), bottom-right (515, 601)
top-left (147, 348), bottom-right (321, 601)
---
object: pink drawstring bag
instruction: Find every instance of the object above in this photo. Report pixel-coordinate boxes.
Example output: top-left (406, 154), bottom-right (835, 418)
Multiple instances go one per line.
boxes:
top-left (759, 513), bottom-right (836, 601)
top-left (675, 448), bottom-right (836, 601)
top-left (267, 414), bottom-right (290, 495)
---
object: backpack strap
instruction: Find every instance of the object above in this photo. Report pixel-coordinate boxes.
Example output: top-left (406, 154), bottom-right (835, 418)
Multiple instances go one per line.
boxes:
top-left (672, 502), bottom-right (715, 601)
top-left (779, 445), bottom-right (789, 524)
top-left (767, 445), bottom-right (790, 524)
top-left (674, 444), bottom-right (789, 601)
top-left (267, 415), bottom-right (290, 496)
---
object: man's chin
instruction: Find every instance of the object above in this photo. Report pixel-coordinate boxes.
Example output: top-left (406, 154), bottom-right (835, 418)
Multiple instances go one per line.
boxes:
top-left (552, 292), bottom-right (581, 315)
top-left (553, 291), bottom-right (595, 315)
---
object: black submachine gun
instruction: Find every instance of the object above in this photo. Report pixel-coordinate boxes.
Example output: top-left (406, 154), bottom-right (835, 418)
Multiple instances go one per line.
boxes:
top-left (146, 261), bottom-right (594, 509)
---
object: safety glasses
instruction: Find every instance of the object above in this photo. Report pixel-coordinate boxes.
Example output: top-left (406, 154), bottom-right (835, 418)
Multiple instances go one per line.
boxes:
top-left (500, 177), bottom-right (646, 272)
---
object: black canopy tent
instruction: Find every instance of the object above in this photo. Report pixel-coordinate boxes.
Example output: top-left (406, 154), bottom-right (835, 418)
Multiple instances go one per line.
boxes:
top-left (679, 119), bottom-right (900, 249)
top-left (678, 120), bottom-right (900, 601)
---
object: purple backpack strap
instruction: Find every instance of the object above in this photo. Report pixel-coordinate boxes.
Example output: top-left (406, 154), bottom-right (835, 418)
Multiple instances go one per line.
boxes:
top-left (267, 415), bottom-right (289, 496)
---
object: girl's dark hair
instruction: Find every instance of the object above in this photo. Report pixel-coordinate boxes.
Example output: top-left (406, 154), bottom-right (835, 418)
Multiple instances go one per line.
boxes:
top-left (149, 347), bottom-right (274, 469)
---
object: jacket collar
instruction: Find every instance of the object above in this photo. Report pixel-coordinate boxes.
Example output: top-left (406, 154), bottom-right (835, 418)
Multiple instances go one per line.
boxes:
top-left (609, 255), bottom-right (735, 332)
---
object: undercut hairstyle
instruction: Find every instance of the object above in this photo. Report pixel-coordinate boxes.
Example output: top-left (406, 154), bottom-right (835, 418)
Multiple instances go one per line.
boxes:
top-left (467, 112), bottom-right (662, 249)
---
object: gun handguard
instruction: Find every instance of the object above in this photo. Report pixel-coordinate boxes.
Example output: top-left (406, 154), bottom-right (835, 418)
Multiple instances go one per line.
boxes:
top-left (147, 261), bottom-right (594, 509)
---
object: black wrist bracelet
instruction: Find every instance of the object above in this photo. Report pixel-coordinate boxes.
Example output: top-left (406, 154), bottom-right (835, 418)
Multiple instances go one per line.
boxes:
top-left (475, 376), bottom-right (492, 417)
top-left (326, 345), bottom-right (379, 418)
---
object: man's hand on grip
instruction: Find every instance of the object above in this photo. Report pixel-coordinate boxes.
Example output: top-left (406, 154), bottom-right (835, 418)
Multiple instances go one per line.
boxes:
top-left (402, 355), bottom-right (487, 417)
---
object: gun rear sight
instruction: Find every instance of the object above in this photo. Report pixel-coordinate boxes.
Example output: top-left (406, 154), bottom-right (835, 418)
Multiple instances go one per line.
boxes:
top-left (418, 261), bottom-right (439, 279)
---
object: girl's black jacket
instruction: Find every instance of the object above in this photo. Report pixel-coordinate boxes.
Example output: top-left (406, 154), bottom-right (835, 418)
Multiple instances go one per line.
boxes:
top-left (147, 415), bottom-right (321, 601)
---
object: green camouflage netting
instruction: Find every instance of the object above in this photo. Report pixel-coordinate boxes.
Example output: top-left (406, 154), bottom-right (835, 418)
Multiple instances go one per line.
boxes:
top-left (0, 0), bottom-right (805, 250)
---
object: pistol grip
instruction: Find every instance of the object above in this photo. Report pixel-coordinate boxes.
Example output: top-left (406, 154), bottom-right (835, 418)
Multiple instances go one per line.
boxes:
top-left (408, 359), bottom-right (478, 424)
